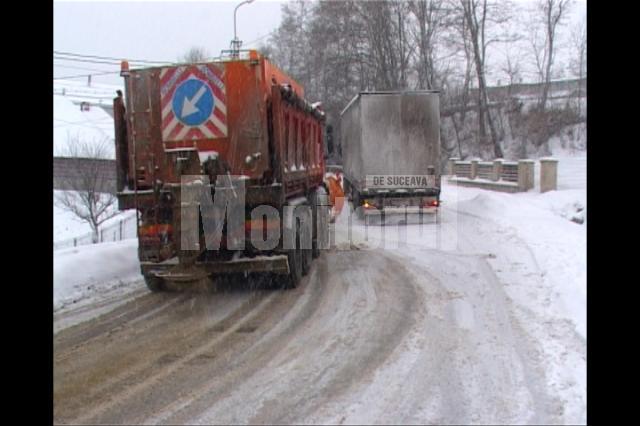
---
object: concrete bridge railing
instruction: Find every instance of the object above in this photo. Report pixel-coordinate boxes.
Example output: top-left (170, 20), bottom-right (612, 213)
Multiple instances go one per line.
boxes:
top-left (447, 157), bottom-right (558, 193)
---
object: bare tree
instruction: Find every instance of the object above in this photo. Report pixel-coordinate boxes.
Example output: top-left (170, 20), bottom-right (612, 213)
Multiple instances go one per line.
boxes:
top-left (569, 15), bottom-right (586, 115)
top-left (459, 0), bottom-right (514, 158)
top-left (358, 0), bottom-right (414, 90)
top-left (537, 0), bottom-right (572, 111)
top-left (409, 0), bottom-right (444, 90)
top-left (268, 1), bottom-right (312, 85)
top-left (55, 136), bottom-right (119, 243)
top-left (180, 46), bottom-right (209, 63)
top-left (500, 43), bottom-right (524, 92)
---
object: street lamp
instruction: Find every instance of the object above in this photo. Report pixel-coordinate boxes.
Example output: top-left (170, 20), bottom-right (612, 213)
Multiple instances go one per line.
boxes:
top-left (231, 0), bottom-right (255, 58)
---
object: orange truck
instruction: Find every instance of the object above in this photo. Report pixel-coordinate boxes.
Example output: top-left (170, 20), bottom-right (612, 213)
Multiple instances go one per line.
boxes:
top-left (113, 50), bottom-right (330, 291)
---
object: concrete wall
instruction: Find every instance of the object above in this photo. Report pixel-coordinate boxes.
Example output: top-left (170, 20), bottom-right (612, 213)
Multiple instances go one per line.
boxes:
top-left (53, 157), bottom-right (117, 194)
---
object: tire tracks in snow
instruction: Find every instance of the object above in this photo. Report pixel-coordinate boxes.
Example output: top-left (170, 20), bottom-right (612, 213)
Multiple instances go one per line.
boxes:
top-left (451, 203), bottom-right (584, 423)
top-left (54, 288), bottom-right (276, 424)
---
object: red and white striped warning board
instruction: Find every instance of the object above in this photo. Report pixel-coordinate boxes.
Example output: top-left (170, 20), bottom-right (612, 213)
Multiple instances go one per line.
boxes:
top-left (160, 64), bottom-right (228, 142)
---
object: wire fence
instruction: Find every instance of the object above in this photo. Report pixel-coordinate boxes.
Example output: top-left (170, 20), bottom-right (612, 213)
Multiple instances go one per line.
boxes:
top-left (54, 214), bottom-right (137, 251)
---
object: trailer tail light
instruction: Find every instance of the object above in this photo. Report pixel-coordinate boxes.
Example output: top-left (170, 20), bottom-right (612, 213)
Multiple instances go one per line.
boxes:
top-left (422, 199), bottom-right (439, 208)
top-left (363, 200), bottom-right (378, 209)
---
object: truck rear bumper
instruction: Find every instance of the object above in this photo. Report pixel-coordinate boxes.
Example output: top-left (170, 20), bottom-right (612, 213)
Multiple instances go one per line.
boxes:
top-left (141, 254), bottom-right (290, 279)
top-left (364, 206), bottom-right (438, 215)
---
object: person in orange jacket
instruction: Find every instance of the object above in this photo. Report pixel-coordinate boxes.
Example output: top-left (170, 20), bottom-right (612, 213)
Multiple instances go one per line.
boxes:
top-left (325, 171), bottom-right (345, 222)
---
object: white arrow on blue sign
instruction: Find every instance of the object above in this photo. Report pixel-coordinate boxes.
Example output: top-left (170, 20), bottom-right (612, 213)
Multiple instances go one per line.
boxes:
top-left (171, 78), bottom-right (215, 127)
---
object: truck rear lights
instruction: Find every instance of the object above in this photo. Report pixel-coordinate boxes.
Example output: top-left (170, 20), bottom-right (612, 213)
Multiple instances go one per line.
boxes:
top-left (139, 224), bottom-right (173, 237)
top-left (423, 199), bottom-right (439, 207)
top-left (363, 200), bottom-right (378, 209)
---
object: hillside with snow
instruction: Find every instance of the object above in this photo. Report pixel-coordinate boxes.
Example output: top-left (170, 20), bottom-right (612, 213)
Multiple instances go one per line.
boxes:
top-left (53, 94), bottom-right (116, 159)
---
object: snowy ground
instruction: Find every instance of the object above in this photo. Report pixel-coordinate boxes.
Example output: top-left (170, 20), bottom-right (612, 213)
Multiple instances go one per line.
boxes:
top-left (53, 155), bottom-right (586, 424)
top-left (54, 239), bottom-right (143, 313)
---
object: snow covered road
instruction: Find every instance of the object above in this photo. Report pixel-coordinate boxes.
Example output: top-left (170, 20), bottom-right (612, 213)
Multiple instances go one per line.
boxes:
top-left (53, 157), bottom-right (586, 425)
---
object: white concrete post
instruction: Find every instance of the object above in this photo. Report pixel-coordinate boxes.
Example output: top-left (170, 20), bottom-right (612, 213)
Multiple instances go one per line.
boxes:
top-left (540, 157), bottom-right (559, 193)
top-left (518, 160), bottom-right (535, 191)
top-left (448, 158), bottom-right (460, 176)
top-left (470, 159), bottom-right (479, 179)
top-left (492, 159), bottom-right (503, 182)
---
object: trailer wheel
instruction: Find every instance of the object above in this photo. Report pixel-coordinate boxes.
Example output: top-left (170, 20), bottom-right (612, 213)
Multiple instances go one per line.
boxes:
top-left (353, 191), bottom-right (364, 220)
top-left (144, 275), bottom-right (165, 292)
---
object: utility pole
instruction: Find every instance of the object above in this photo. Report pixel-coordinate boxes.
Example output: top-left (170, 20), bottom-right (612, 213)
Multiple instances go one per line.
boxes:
top-left (230, 0), bottom-right (255, 58)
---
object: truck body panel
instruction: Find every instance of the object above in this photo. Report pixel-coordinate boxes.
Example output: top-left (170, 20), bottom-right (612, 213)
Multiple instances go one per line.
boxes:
top-left (341, 91), bottom-right (441, 192)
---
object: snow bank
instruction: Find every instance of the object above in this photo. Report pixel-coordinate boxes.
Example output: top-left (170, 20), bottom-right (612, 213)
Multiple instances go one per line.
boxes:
top-left (54, 239), bottom-right (143, 311)
top-left (548, 123), bottom-right (587, 157)
top-left (451, 182), bottom-right (586, 339)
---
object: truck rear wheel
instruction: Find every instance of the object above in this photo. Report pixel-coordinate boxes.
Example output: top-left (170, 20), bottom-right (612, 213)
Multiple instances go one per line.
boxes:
top-left (144, 275), bottom-right (165, 292)
top-left (284, 223), bottom-right (303, 289)
top-left (311, 187), bottom-right (329, 259)
top-left (285, 245), bottom-right (303, 289)
top-left (302, 244), bottom-right (312, 276)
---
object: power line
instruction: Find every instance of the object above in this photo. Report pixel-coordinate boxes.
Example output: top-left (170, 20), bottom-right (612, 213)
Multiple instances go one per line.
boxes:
top-left (54, 70), bottom-right (121, 80)
top-left (54, 55), bottom-right (172, 69)
top-left (54, 63), bottom-right (119, 73)
top-left (54, 56), bottom-right (125, 66)
top-left (54, 50), bottom-right (172, 65)
top-left (243, 31), bottom-right (274, 47)
top-left (54, 91), bottom-right (120, 100)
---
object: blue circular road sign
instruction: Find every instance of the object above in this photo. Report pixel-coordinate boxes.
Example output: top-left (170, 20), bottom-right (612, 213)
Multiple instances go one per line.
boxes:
top-left (172, 78), bottom-right (215, 127)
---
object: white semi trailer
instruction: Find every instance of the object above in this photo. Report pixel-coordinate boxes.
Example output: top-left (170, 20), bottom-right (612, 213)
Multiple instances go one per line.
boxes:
top-left (340, 91), bottom-right (441, 222)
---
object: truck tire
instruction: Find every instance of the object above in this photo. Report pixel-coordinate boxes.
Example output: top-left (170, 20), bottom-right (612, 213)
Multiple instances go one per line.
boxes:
top-left (144, 275), bottom-right (165, 292)
top-left (284, 224), bottom-right (303, 289)
top-left (302, 242), bottom-right (312, 276)
top-left (285, 245), bottom-right (303, 289)
top-left (311, 187), bottom-right (329, 259)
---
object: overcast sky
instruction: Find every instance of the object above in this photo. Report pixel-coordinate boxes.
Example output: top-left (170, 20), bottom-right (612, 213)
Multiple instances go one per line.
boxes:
top-left (54, 0), bottom-right (585, 87)
top-left (54, 0), bottom-right (284, 86)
